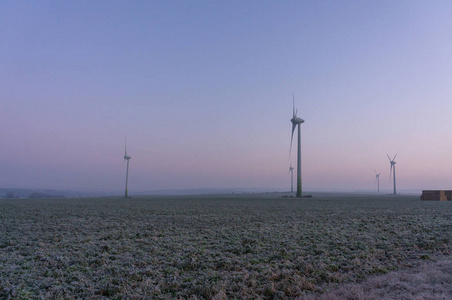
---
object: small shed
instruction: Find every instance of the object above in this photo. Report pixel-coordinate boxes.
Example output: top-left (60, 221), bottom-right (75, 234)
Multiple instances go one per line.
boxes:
top-left (420, 190), bottom-right (452, 201)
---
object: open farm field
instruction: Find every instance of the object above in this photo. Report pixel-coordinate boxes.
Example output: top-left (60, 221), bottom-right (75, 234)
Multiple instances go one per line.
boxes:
top-left (1, 193), bottom-right (451, 299)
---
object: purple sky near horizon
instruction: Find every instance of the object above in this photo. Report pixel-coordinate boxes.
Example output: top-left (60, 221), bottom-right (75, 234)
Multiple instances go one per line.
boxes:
top-left (1, 1), bottom-right (452, 193)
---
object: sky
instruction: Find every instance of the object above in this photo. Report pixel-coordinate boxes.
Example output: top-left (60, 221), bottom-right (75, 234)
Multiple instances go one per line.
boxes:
top-left (1, 1), bottom-right (452, 194)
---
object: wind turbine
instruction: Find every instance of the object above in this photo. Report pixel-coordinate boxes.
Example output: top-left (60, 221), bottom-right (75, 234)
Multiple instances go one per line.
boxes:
top-left (387, 154), bottom-right (397, 195)
top-left (375, 170), bottom-right (381, 193)
top-left (124, 139), bottom-right (131, 198)
top-left (289, 93), bottom-right (305, 197)
top-left (288, 164), bottom-right (294, 193)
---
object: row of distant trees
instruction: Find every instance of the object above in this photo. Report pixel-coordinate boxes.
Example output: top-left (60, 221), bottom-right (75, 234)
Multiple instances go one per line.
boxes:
top-left (3, 192), bottom-right (64, 199)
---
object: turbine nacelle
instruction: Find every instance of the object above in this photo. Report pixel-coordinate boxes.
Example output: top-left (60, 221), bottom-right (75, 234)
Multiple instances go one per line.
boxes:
top-left (387, 154), bottom-right (397, 169)
top-left (124, 138), bottom-right (131, 161)
top-left (291, 117), bottom-right (305, 125)
top-left (375, 172), bottom-right (380, 183)
top-left (387, 154), bottom-right (398, 183)
top-left (289, 94), bottom-right (305, 157)
top-left (387, 154), bottom-right (397, 163)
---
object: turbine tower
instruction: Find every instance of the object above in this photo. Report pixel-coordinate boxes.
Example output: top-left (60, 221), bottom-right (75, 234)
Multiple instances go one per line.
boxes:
top-left (289, 93), bottom-right (305, 197)
top-left (387, 154), bottom-right (397, 195)
top-left (288, 164), bottom-right (294, 193)
top-left (375, 170), bottom-right (381, 193)
top-left (124, 139), bottom-right (131, 198)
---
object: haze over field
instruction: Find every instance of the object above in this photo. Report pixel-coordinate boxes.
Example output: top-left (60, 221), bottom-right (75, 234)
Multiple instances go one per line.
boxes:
top-left (2, 1), bottom-right (452, 194)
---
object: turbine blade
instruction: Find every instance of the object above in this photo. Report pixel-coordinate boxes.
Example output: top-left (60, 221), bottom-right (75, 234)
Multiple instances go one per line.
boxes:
top-left (393, 153), bottom-right (398, 161)
top-left (289, 123), bottom-right (296, 157)
top-left (387, 154), bottom-right (391, 162)
top-left (293, 92), bottom-right (295, 118)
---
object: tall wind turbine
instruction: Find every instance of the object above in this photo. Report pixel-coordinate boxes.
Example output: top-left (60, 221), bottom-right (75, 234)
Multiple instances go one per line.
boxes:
top-left (375, 170), bottom-right (381, 193)
top-left (387, 154), bottom-right (397, 195)
top-left (288, 164), bottom-right (294, 193)
top-left (124, 139), bottom-right (131, 198)
top-left (290, 93), bottom-right (305, 197)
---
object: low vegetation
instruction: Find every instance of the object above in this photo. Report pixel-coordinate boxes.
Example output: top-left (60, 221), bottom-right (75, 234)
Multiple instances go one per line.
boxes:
top-left (311, 257), bottom-right (452, 299)
top-left (0, 193), bottom-right (451, 298)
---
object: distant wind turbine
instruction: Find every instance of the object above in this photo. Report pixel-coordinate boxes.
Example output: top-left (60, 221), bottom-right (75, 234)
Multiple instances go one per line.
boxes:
top-left (375, 170), bottom-right (381, 193)
top-left (288, 164), bottom-right (294, 193)
top-left (387, 154), bottom-right (397, 195)
top-left (289, 93), bottom-right (305, 197)
top-left (124, 139), bottom-right (131, 198)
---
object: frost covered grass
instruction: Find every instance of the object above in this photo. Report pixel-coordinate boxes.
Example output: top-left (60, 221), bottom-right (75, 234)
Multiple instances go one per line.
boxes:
top-left (312, 257), bottom-right (452, 299)
top-left (0, 193), bottom-right (451, 299)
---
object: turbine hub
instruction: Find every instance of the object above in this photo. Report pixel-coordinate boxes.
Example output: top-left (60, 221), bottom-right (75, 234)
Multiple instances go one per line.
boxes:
top-left (291, 117), bottom-right (305, 124)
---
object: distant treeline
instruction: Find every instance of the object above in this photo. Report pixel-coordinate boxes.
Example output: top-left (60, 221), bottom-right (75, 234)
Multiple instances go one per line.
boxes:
top-left (28, 192), bottom-right (65, 199)
top-left (2, 191), bottom-right (64, 199)
top-left (0, 188), bottom-right (89, 199)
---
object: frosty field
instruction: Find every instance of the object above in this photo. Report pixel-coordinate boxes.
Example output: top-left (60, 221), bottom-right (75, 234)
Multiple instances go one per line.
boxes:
top-left (1, 193), bottom-right (451, 299)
